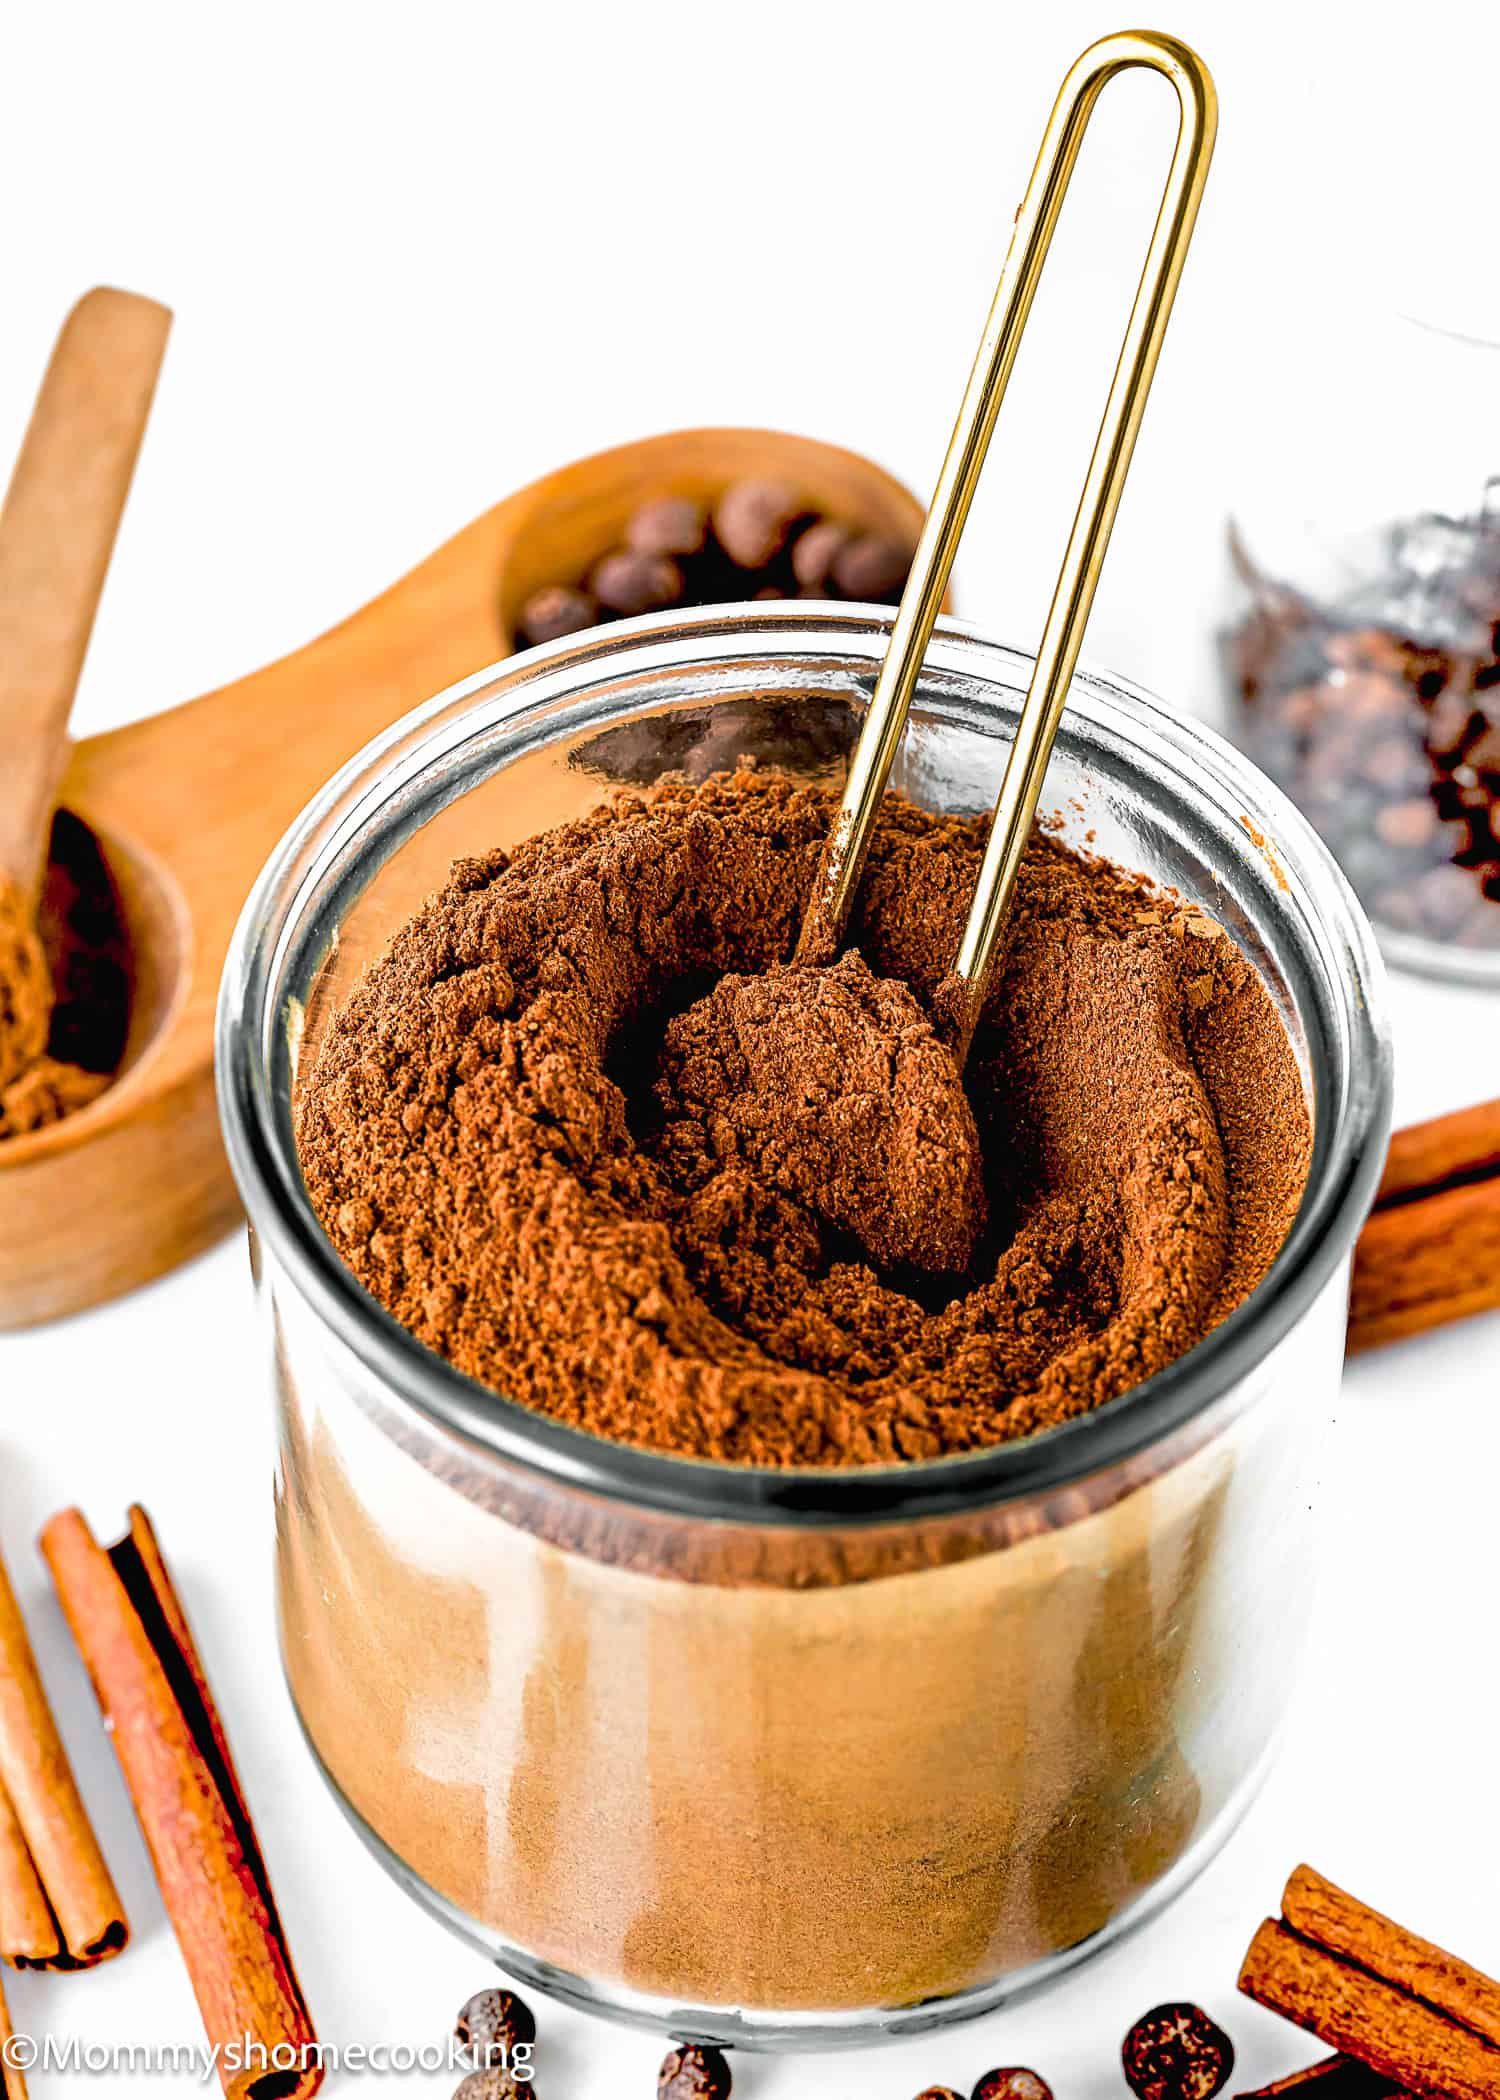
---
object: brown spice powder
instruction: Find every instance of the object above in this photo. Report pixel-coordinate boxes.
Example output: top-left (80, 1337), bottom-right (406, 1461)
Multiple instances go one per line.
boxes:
top-left (0, 872), bottom-right (52, 1091)
top-left (0, 817), bottom-right (129, 1141)
top-left (296, 768), bottom-right (1311, 1466)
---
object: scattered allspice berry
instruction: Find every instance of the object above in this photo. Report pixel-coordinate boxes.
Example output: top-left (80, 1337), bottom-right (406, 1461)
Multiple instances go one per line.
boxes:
top-left (455, 1986), bottom-right (537, 2064)
top-left (1121, 2003), bottom-right (1235, 2100)
top-left (972, 2072), bottom-right (1054, 2100)
top-left (514, 583), bottom-right (597, 645)
top-left (712, 477), bottom-right (803, 568)
top-left (658, 2042), bottom-right (732, 2100)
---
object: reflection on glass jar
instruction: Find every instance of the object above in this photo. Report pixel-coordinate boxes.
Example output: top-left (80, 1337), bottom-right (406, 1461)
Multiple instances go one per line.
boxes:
top-left (219, 608), bottom-right (1390, 2045)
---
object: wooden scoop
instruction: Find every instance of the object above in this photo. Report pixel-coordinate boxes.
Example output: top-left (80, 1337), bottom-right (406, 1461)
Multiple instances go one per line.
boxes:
top-left (0, 427), bottom-right (933, 1328)
top-left (0, 289), bottom-right (169, 1107)
top-left (0, 288), bottom-right (171, 908)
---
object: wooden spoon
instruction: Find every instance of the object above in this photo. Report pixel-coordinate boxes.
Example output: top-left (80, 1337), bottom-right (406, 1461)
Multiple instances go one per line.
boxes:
top-left (0, 289), bottom-right (170, 1101)
top-left (0, 427), bottom-right (935, 1327)
top-left (0, 288), bottom-right (172, 907)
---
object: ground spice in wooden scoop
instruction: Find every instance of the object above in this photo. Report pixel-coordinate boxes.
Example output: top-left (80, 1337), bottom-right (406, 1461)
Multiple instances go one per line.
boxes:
top-left (0, 286), bottom-right (169, 1140)
top-left (0, 818), bottom-right (130, 1140)
top-left (296, 767), bottom-right (1309, 1465)
top-left (0, 877), bottom-right (51, 1094)
top-left (0, 865), bottom-right (112, 1139)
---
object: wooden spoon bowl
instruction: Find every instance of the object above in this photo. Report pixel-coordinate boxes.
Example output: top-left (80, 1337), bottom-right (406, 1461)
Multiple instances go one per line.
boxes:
top-left (0, 427), bottom-right (936, 1328)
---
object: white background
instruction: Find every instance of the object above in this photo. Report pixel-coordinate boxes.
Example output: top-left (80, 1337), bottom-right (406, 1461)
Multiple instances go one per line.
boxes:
top-left (2, 3), bottom-right (1498, 2096)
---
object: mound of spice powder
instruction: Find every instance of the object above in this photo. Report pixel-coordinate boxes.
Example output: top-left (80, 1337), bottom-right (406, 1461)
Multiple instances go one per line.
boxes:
top-left (0, 873), bottom-right (53, 1093)
top-left (295, 769), bottom-right (1310, 1465)
top-left (0, 815), bottom-right (127, 1141)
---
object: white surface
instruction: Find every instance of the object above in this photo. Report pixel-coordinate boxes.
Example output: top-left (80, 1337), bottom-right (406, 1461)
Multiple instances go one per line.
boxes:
top-left (3, 4), bottom-right (1499, 2095)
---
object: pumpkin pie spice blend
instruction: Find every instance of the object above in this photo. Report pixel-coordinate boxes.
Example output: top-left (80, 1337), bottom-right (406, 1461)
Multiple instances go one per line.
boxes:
top-left (296, 767), bottom-right (1310, 1464)
top-left (281, 766), bottom-right (1319, 2013)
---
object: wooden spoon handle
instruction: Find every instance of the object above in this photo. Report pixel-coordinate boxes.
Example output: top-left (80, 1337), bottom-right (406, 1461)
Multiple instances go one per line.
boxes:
top-left (0, 287), bottom-right (171, 902)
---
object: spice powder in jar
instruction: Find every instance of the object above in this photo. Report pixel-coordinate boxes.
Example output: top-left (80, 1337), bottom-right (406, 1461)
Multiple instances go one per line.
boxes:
top-left (284, 765), bottom-right (1313, 2015)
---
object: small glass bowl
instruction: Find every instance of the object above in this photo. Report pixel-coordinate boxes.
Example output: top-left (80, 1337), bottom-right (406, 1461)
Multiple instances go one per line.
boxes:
top-left (1223, 313), bottom-right (1500, 987)
top-left (217, 605), bottom-right (1391, 2048)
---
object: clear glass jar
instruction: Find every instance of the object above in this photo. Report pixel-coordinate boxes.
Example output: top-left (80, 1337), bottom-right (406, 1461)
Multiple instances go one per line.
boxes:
top-left (217, 605), bottom-right (1391, 2048)
top-left (1223, 311), bottom-right (1500, 985)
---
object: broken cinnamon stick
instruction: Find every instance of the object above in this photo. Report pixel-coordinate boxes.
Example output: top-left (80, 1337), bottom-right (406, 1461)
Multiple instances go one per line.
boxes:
top-left (41, 1506), bottom-right (322, 2100)
top-left (0, 1966), bottom-right (28, 2100)
top-left (0, 1543), bottom-right (125, 1967)
top-left (1239, 1866), bottom-right (1500, 2100)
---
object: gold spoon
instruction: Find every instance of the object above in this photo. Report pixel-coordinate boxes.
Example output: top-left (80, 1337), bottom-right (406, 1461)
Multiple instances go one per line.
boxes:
top-left (797, 29), bottom-right (1218, 1061)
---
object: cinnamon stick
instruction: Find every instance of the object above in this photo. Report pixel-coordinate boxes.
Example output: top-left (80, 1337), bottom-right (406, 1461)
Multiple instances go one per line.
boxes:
top-left (0, 1966), bottom-right (28, 2100)
top-left (1240, 1867), bottom-right (1500, 2100)
top-left (1282, 1867), bottom-right (1500, 2047)
top-left (42, 1506), bottom-right (322, 2100)
top-left (0, 1780), bottom-right (57, 1968)
top-left (1350, 1097), bottom-right (1500, 1352)
top-left (0, 1543), bottom-right (125, 1967)
top-left (1375, 1097), bottom-right (1500, 1206)
top-left (1350, 1178), bottom-right (1500, 1352)
top-left (1240, 1921), bottom-right (1500, 2100)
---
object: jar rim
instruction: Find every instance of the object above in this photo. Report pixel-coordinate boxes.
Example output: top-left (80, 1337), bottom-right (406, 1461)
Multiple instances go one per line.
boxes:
top-left (216, 603), bottom-right (1393, 1527)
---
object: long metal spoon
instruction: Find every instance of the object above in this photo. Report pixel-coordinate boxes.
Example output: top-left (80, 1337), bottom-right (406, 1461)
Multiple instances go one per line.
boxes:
top-left (795, 30), bottom-right (1218, 1062)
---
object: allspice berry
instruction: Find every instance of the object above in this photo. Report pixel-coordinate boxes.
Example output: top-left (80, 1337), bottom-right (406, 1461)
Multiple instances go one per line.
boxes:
top-left (627, 495), bottom-right (708, 558)
top-left (453, 2072), bottom-right (525, 2100)
top-left (831, 531), bottom-right (914, 603)
top-left (455, 1986), bottom-right (537, 2064)
top-left (791, 516), bottom-right (853, 591)
top-left (1121, 2003), bottom-right (1235, 2100)
top-left (589, 548), bottom-right (685, 616)
top-left (972, 2073), bottom-right (1054, 2100)
top-left (713, 478), bottom-right (803, 569)
top-left (517, 584), bottom-right (597, 647)
top-left (658, 2042), bottom-right (732, 2100)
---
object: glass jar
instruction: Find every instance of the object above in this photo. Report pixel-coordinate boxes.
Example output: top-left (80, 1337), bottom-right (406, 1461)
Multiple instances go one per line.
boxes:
top-left (1222, 310), bottom-right (1500, 986)
top-left (217, 605), bottom-right (1391, 2048)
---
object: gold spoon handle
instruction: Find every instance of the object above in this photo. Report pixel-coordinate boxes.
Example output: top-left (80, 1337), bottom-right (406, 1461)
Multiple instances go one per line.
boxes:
top-left (797, 30), bottom-right (1217, 1051)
